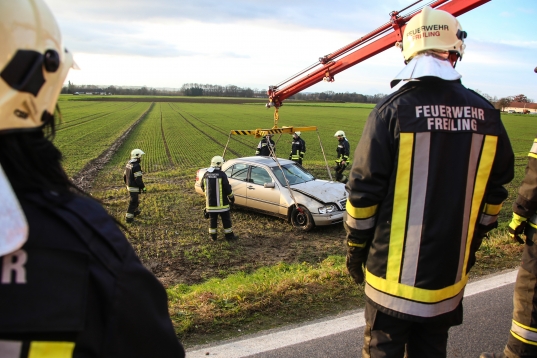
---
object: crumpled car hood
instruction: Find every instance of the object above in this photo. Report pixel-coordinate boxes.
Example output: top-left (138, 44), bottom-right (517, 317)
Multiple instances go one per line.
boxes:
top-left (291, 180), bottom-right (347, 204)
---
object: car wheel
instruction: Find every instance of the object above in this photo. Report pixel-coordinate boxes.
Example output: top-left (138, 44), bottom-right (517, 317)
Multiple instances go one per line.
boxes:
top-left (291, 205), bottom-right (314, 231)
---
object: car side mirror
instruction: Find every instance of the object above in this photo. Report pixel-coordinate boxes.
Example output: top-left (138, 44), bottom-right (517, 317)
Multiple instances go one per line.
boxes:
top-left (264, 182), bottom-right (275, 188)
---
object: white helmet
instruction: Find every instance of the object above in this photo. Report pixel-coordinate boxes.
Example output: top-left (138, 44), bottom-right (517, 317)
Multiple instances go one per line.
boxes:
top-left (211, 155), bottom-right (224, 168)
top-left (334, 130), bottom-right (345, 137)
top-left (0, 0), bottom-right (77, 133)
top-left (293, 131), bottom-right (301, 137)
top-left (401, 6), bottom-right (466, 63)
top-left (130, 149), bottom-right (145, 159)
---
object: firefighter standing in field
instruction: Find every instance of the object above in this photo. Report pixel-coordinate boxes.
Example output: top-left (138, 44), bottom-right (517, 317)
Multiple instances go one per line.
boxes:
top-left (344, 7), bottom-right (514, 357)
top-left (124, 148), bottom-right (146, 223)
top-left (256, 133), bottom-right (276, 156)
top-left (480, 119), bottom-right (537, 356)
top-left (334, 130), bottom-right (350, 183)
top-left (289, 131), bottom-right (306, 165)
top-left (202, 156), bottom-right (237, 241)
top-left (0, 1), bottom-right (185, 356)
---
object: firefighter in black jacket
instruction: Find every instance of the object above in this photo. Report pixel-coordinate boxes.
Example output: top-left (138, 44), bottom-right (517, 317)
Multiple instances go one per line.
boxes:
top-left (201, 156), bottom-right (237, 241)
top-left (124, 148), bottom-right (146, 223)
top-left (289, 131), bottom-right (306, 165)
top-left (0, 1), bottom-right (185, 356)
top-left (334, 130), bottom-right (350, 183)
top-left (344, 7), bottom-right (514, 357)
top-left (480, 136), bottom-right (537, 358)
top-left (256, 134), bottom-right (276, 156)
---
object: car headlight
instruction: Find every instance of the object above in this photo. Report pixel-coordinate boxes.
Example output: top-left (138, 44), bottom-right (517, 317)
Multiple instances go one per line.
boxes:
top-left (318, 204), bottom-right (337, 214)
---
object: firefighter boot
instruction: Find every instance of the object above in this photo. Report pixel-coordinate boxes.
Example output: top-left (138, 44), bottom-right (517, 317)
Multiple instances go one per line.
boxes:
top-left (479, 353), bottom-right (507, 358)
top-left (126, 217), bottom-right (134, 223)
top-left (210, 234), bottom-right (217, 241)
top-left (225, 233), bottom-right (237, 241)
top-left (133, 209), bottom-right (141, 217)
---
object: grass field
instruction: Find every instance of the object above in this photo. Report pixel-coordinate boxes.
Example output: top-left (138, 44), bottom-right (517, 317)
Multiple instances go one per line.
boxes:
top-left (55, 95), bottom-right (532, 346)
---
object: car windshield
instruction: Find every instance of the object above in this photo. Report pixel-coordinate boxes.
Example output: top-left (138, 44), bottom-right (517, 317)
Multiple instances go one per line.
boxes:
top-left (271, 164), bottom-right (315, 186)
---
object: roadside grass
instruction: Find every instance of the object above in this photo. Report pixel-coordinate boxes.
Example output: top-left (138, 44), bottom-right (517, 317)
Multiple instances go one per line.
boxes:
top-left (169, 231), bottom-right (523, 348)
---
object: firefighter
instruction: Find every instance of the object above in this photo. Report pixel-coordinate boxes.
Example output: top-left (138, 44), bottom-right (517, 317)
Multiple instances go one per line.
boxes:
top-left (124, 148), bottom-right (146, 223)
top-left (344, 7), bottom-right (514, 357)
top-left (289, 131), bottom-right (306, 165)
top-left (334, 130), bottom-right (350, 183)
top-left (0, 1), bottom-right (185, 357)
top-left (256, 133), bottom-right (276, 156)
top-left (201, 156), bottom-right (237, 241)
top-left (479, 146), bottom-right (537, 358)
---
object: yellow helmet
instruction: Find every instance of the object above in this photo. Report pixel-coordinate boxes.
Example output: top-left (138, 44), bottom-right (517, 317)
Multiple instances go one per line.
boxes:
top-left (130, 149), bottom-right (145, 159)
top-left (401, 6), bottom-right (466, 63)
top-left (0, 0), bottom-right (76, 133)
top-left (211, 156), bottom-right (224, 168)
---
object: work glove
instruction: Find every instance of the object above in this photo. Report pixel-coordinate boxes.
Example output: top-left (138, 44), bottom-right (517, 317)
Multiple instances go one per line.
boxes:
top-left (229, 195), bottom-right (235, 204)
top-left (140, 187), bottom-right (147, 194)
top-left (509, 213), bottom-right (527, 244)
top-left (346, 246), bottom-right (365, 285)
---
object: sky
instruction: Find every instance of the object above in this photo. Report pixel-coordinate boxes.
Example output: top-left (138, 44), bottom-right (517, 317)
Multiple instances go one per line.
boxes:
top-left (46, 0), bottom-right (537, 101)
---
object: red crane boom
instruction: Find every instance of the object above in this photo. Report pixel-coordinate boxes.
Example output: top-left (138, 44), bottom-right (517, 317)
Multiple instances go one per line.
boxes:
top-left (266, 0), bottom-right (490, 110)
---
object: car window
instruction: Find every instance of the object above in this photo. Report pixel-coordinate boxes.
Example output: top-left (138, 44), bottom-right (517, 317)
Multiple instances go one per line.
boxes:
top-left (250, 166), bottom-right (272, 185)
top-left (225, 164), bottom-right (249, 181)
top-left (271, 164), bottom-right (315, 185)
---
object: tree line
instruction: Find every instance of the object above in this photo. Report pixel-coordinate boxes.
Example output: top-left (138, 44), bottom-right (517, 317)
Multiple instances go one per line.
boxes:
top-left (61, 82), bottom-right (533, 109)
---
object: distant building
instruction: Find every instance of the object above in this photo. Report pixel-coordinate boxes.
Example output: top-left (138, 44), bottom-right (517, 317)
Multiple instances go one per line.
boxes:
top-left (504, 101), bottom-right (537, 114)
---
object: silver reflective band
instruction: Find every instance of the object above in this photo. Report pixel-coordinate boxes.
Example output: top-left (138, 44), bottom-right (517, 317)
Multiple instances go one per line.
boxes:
top-left (345, 216), bottom-right (376, 230)
top-left (511, 320), bottom-right (537, 343)
top-left (0, 340), bottom-right (22, 358)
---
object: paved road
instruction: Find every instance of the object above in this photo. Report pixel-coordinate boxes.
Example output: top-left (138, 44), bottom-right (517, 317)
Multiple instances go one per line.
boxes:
top-left (187, 270), bottom-right (517, 358)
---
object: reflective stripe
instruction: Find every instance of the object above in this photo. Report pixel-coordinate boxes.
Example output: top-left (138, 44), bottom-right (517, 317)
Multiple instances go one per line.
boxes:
top-left (401, 132), bottom-right (430, 286)
top-left (461, 135), bottom-right (497, 277)
top-left (346, 202), bottom-right (378, 218)
top-left (511, 320), bottom-right (537, 346)
top-left (365, 281), bottom-right (465, 318)
top-left (483, 203), bottom-right (502, 215)
top-left (479, 213), bottom-right (498, 226)
top-left (209, 228), bottom-right (217, 234)
top-left (128, 186), bottom-right (140, 192)
top-left (366, 268), bottom-right (468, 303)
top-left (133, 171), bottom-right (143, 177)
top-left (348, 241), bottom-right (367, 248)
top-left (126, 213), bottom-right (134, 218)
top-left (457, 134), bottom-right (483, 280)
top-left (224, 228), bottom-right (233, 234)
top-left (388, 133), bottom-right (413, 283)
top-left (0, 340), bottom-right (21, 358)
top-left (345, 216), bottom-right (376, 230)
top-left (345, 202), bottom-right (377, 230)
top-left (29, 341), bottom-right (75, 358)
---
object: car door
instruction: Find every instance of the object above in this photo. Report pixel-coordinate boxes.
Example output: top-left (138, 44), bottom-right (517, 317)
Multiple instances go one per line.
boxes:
top-left (246, 165), bottom-right (281, 213)
top-left (224, 163), bottom-right (248, 206)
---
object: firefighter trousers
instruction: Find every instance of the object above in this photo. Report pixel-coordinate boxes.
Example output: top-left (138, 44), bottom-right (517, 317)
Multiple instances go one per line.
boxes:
top-left (504, 236), bottom-right (537, 357)
top-left (126, 192), bottom-right (139, 218)
top-left (362, 301), bottom-right (457, 358)
top-left (334, 163), bottom-right (348, 183)
top-left (209, 210), bottom-right (233, 235)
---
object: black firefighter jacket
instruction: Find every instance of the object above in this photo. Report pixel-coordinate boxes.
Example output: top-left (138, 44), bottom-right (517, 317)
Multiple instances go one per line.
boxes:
top-left (345, 77), bottom-right (514, 322)
top-left (201, 168), bottom-right (234, 213)
top-left (124, 159), bottom-right (145, 193)
top-left (0, 190), bottom-right (185, 357)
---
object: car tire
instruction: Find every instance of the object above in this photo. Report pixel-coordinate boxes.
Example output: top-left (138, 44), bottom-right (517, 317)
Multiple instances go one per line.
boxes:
top-left (291, 205), bottom-right (314, 231)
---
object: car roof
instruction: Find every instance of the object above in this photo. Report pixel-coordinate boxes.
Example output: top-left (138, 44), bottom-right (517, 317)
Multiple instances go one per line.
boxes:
top-left (226, 156), bottom-right (295, 168)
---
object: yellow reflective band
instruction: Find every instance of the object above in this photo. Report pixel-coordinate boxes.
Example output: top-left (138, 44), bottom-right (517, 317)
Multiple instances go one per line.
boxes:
top-left (463, 135), bottom-right (497, 274)
top-left (514, 319), bottom-right (537, 333)
top-left (366, 269), bottom-right (468, 303)
top-left (347, 241), bottom-right (367, 248)
top-left (387, 133), bottom-right (413, 283)
top-left (346, 200), bottom-right (378, 219)
top-left (510, 331), bottom-right (537, 346)
top-left (29, 341), bottom-right (75, 358)
top-left (483, 203), bottom-right (502, 216)
top-left (529, 153), bottom-right (537, 160)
